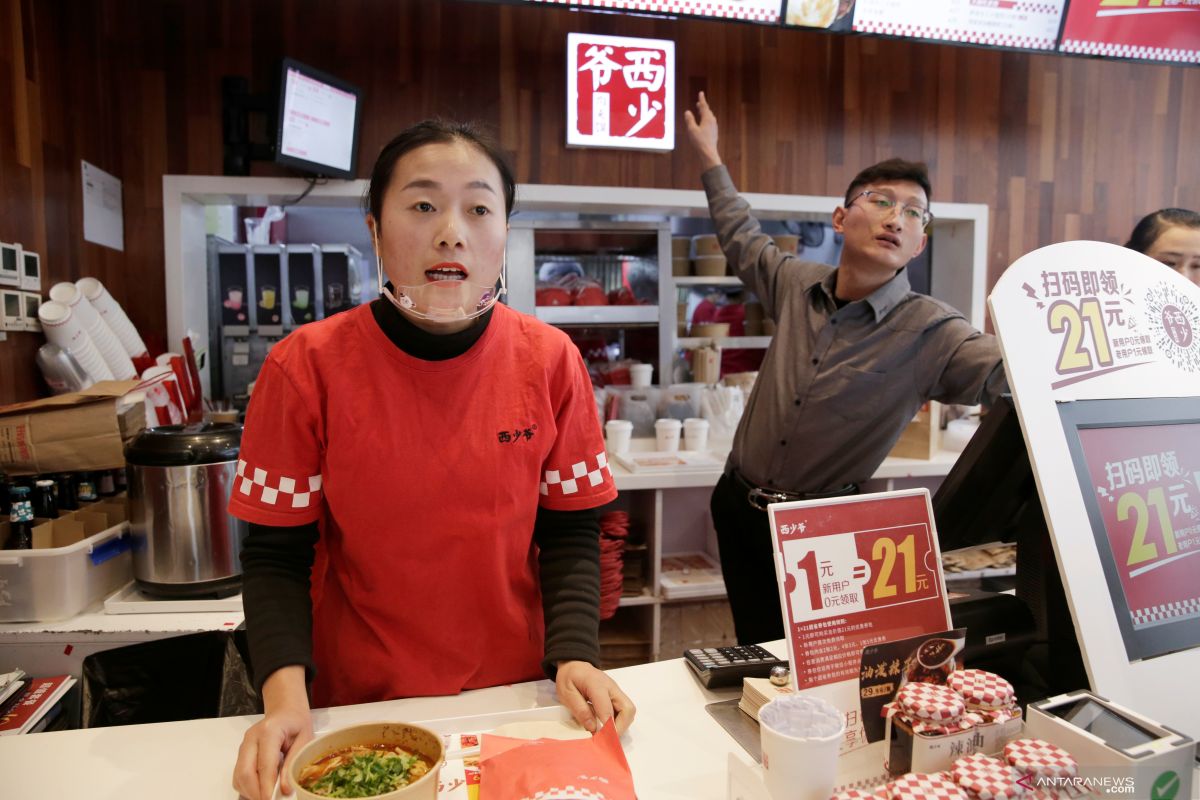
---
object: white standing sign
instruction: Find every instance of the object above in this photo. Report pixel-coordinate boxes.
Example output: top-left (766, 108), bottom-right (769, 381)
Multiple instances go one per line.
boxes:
top-left (566, 33), bottom-right (675, 152)
top-left (990, 241), bottom-right (1200, 741)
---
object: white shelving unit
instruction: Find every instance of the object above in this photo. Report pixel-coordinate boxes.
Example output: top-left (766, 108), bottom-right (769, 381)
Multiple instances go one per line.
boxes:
top-left (161, 176), bottom-right (988, 665)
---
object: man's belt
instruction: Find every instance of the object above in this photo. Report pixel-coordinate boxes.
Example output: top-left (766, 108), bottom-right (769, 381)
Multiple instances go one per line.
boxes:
top-left (727, 468), bottom-right (858, 511)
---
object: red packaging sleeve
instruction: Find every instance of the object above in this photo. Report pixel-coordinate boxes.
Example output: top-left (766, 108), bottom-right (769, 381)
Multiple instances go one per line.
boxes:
top-left (480, 720), bottom-right (636, 799)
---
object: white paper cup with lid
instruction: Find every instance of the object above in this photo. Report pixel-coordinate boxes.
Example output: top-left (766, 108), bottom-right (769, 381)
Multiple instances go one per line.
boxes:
top-left (654, 418), bottom-right (682, 452)
top-left (758, 694), bottom-right (844, 800)
top-left (682, 417), bottom-right (710, 451)
top-left (629, 363), bottom-right (653, 388)
top-left (605, 419), bottom-right (633, 454)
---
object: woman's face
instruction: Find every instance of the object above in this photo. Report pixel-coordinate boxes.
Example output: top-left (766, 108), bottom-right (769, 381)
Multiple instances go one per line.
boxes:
top-left (370, 140), bottom-right (508, 332)
top-left (1146, 225), bottom-right (1200, 286)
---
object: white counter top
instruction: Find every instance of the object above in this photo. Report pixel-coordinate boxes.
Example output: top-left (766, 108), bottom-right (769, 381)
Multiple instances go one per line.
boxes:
top-left (0, 600), bottom-right (243, 638)
top-left (610, 439), bottom-right (962, 491)
top-left (0, 644), bottom-right (784, 800)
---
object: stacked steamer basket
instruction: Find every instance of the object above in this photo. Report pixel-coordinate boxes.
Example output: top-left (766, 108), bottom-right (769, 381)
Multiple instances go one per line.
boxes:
top-left (598, 511), bottom-right (629, 620)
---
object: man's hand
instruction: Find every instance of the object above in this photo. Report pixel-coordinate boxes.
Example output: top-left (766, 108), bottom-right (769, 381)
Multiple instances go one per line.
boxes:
top-left (683, 91), bottom-right (722, 172)
top-left (555, 660), bottom-right (636, 735)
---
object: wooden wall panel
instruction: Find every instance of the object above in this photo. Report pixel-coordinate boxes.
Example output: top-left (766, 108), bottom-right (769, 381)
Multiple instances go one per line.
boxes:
top-left (1, 0), bottom-right (1198, 404)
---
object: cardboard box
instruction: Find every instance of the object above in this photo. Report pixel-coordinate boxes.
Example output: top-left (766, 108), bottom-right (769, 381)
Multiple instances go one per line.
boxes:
top-left (7, 497), bottom-right (129, 551)
top-left (888, 401), bottom-right (942, 460)
top-left (0, 381), bottom-right (141, 476)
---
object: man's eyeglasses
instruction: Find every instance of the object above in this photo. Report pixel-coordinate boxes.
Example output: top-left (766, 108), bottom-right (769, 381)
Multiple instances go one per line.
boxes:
top-left (850, 190), bottom-right (933, 228)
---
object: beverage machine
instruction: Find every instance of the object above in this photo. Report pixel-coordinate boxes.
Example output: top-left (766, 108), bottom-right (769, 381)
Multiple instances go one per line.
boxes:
top-left (208, 238), bottom-right (364, 407)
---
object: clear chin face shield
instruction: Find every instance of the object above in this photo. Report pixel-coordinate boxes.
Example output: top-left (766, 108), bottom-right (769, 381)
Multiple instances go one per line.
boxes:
top-left (375, 243), bottom-right (506, 324)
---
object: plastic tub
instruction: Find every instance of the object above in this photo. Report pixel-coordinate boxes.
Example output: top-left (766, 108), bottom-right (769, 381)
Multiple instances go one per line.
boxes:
top-left (0, 521), bottom-right (132, 622)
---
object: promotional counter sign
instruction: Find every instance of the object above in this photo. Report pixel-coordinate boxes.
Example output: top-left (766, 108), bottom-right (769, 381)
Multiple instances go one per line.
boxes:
top-left (852, 0), bottom-right (1067, 51)
top-left (1059, 0), bottom-right (1200, 64)
top-left (531, 0), bottom-right (782, 23)
top-left (990, 240), bottom-right (1200, 743)
top-left (768, 489), bottom-right (952, 692)
top-left (566, 33), bottom-right (675, 151)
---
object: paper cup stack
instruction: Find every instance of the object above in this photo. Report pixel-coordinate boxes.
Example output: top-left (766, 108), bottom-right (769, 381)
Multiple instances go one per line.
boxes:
top-left (37, 300), bottom-right (116, 383)
top-left (47, 282), bottom-right (136, 379)
top-left (77, 277), bottom-right (148, 359)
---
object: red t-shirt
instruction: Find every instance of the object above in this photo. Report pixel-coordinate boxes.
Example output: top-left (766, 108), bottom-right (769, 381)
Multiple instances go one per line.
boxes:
top-left (228, 303), bottom-right (617, 707)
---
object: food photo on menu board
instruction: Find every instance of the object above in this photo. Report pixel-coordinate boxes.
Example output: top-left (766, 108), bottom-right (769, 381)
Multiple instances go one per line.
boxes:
top-left (784, 0), bottom-right (855, 30)
top-left (850, 0), bottom-right (1067, 51)
top-left (1059, 0), bottom-right (1200, 64)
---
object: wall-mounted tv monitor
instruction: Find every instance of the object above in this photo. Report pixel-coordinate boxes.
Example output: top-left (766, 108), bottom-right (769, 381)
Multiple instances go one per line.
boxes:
top-left (1059, 0), bottom-right (1200, 65)
top-left (275, 58), bottom-right (363, 179)
top-left (851, 0), bottom-right (1067, 52)
top-left (523, 0), bottom-right (783, 23)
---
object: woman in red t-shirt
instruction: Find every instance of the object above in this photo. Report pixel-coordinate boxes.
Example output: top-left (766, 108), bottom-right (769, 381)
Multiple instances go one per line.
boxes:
top-left (230, 121), bottom-right (635, 800)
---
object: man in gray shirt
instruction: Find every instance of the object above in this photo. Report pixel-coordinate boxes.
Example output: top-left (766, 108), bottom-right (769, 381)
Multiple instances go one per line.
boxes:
top-left (684, 92), bottom-right (1007, 645)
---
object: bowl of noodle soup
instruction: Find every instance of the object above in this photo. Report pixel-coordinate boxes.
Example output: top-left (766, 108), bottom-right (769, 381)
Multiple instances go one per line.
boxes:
top-left (289, 721), bottom-right (444, 799)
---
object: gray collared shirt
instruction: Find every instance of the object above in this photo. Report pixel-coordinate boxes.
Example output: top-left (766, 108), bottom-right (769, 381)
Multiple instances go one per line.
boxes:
top-left (702, 166), bottom-right (1007, 492)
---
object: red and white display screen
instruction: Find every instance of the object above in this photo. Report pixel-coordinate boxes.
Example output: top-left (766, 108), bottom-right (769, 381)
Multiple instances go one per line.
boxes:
top-left (1066, 409), bottom-right (1200, 661)
top-left (1059, 0), bottom-right (1200, 65)
top-left (852, 0), bottom-right (1068, 51)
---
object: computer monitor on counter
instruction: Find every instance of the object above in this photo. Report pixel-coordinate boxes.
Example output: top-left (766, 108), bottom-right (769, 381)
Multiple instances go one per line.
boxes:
top-left (932, 395), bottom-right (1088, 696)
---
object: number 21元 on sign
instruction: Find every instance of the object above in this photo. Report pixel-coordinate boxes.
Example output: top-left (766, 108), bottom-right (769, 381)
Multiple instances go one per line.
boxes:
top-left (783, 528), bottom-right (934, 622)
top-left (1048, 298), bottom-right (1114, 375)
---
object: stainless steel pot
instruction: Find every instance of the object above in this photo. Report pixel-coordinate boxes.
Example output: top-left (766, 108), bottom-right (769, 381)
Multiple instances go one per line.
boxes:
top-left (125, 422), bottom-right (247, 598)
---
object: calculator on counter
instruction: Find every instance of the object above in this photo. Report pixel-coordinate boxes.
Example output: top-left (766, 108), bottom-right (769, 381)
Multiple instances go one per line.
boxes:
top-left (683, 644), bottom-right (788, 689)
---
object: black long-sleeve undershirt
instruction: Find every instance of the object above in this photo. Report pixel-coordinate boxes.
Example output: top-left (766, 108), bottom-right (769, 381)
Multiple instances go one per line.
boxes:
top-left (241, 299), bottom-right (603, 694)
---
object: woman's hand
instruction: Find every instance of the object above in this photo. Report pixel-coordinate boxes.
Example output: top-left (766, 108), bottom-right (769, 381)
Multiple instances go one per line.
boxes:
top-left (683, 91), bottom-right (723, 172)
top-left (232, 666), bottom-right (314, 800)
top-left (555, 660), bottom-right (637, 735)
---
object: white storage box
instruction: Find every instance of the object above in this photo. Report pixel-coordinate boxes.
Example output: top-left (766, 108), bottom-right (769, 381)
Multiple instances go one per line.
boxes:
top-left (0, 521), bottom-right (132, 622)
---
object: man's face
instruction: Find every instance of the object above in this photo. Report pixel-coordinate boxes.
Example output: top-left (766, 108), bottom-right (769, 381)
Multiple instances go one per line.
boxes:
top-left (833, 179), bottom-right (930, 280)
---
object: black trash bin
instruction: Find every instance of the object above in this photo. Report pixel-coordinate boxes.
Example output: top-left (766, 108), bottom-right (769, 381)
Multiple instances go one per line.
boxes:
top-left (81, 629), bottom-right (261, 727)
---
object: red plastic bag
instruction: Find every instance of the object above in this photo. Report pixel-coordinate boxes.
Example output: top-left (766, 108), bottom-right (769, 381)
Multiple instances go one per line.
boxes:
top-left (480, 720), bottom-right (636, 799)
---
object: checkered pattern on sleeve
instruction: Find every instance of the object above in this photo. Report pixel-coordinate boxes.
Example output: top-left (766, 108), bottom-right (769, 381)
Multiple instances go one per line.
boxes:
top-left (896, 682), bottom-right (965, 722)
top-left (1004, 739), bottom-right (1078, 780)
top-left (948, 669), bottom-right (1016, 709)
top-left (886, 772), bottom-right (968, 800)
top-left (952, 753), bottom-right (1026, 800)
top-left (540, 451), bottom-right (611, 497)
top-left (236, 459), bottom-right (323, 509)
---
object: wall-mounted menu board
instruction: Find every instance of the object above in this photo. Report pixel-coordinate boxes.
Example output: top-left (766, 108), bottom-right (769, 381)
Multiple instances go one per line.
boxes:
top-left (851, 0), bottom-right (1067, 51)
top-left (1059, 0), bottom-right (1200, 65)
top-left (523, 0), bottom-right (783, 23)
